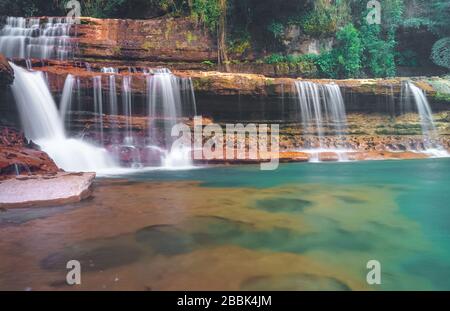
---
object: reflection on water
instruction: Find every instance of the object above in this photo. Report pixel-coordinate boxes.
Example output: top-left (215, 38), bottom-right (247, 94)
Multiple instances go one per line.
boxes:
top-left (0, 159), bottom-right (449, 290)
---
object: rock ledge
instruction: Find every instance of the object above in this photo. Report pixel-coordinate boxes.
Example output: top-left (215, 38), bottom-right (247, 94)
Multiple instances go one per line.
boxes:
top-left (0, 172), bottom-right (96, 209)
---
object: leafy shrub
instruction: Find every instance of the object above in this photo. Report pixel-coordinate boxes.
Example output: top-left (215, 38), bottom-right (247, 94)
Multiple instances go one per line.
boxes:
top-left (431, 37), bottom-right (450, 69)
top-left (227, 31), bottom-right (252, 56)
top-left (263, 53), bottom-right (318, 76)
top-left (360, 22), bottom-right (396, 77)
top-left (264, 53), bottom-right (286, 64)
top-left (190, 0), bottom-right (222, 32)
top-left (267, 22), bottom-right (284, 38)
top-left (334, 24), bottom-right (363, 78)
top-left (315, 52), bottom-right (338, 78)
top-left (299, 10), bottom-right (337, 37)
top-left (289, 0), bottom-right (350, 37)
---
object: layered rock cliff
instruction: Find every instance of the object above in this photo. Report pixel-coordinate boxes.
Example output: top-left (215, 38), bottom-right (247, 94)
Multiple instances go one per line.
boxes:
top-left (76, 17), bottom-right (217, 63)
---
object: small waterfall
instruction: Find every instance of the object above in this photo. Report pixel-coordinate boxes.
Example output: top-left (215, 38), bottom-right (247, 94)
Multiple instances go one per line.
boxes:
top-left (60, 74), bottom-right (75, 127)
top-left (294, 81), bottom-right (348, 161)
top-left (10, 63), bottom-right (115, 172)
top-left (122, 75), bottom-right (133, 142)
top-left (180, 77), bottom-right (197, 117)
top-left (11, 64), bottom-right (65, 141)
top-left (93, 76), bottom-right (104, 144)
top-left (0, 17), bottom-right (75, 60)
top-left (146, 69), bottom-right (194, 167)
top-left (102, 68), bottom-right (119, 146)
top-left (400, 81), bottom-right (447, 156)
top-left (25, 59), bottom-right (32, 70)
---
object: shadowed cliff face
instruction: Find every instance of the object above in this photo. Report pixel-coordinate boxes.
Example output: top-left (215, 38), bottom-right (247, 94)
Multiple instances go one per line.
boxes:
top-left (0, 53), bottom-right (14, 85)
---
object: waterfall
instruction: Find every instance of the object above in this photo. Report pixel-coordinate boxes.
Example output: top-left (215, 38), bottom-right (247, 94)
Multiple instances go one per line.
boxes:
top-left (180, 77), bottom-right (197, 117)
top-left (11, 63), bottom-right (197, 171)
top-left (25, 59), bottom-right (32, 70)
top-left (93, 76), bottom-right (104, 144)
top-left (146, 69), bottom-right (195, 167)
top-left (10, 63), bottom-right (115, 172)
top-left (122, 75), bottom-right (133, 142)
top-left (400, 81), bottom-right (447, 156)
top-left (60, 74), bottom-right (75, 127)
top-left (11, 63), bottom-right (65, 141)
top-left (0, 17), bottom-right (75, 60)
top-left (103, 68), bottom-right (119, 146)
top-left (294, 81), bottom-right (348, 161)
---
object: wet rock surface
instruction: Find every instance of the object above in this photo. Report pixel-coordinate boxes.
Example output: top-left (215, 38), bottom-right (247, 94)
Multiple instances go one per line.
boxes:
top-left (0, 53), bottom-right (14, 85)
top-left (0, 172), bottom-right (96, 208)
top-left (0, 127), bottom-right (60, 179)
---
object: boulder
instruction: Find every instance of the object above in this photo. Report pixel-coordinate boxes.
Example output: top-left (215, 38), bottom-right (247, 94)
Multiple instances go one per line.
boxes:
top-left (0, 127), bottom-right (60, 180)
top-left (0, 172), bottom-right (96, 208)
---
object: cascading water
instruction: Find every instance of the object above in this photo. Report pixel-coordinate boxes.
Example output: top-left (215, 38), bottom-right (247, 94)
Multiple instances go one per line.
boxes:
top-left (146, 69), bottom-right (195, 167)
top-left (10, 63), bottom-right (115, 172)
top-left (60, 74), bottom-right (75, 127)
top-left (0, 17), bottom-right (75, 60)
top-left (16, 62), bottom-right (198, 171)
top-left (294, 81), bottom-right (348, 161)
top-left (122, 75), bottom-right (133, 143)
top-left (400, 81), bottom-right (447, 156)
top-left (93, 76), bottom-right (104, 144)
top-left (102, 68), bottom-right (119, 148)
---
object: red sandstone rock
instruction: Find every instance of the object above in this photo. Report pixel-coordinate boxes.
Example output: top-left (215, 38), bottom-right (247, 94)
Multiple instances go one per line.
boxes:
top-left (0, 53), bottom-right (14, 85)
top-left (76, 17), bottom-right (217, 63)
top-left (318, 152), bottom-right (340, 162)
top-left (32, 63), bottom-right (446, 100)
top-left (347, 151), bottom-right (429, 161)
top-left (0, 128), bottom-right (60, 180)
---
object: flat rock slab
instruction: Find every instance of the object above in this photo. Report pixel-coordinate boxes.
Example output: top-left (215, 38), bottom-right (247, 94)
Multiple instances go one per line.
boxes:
top-left (0, 172), bottom-right (96, 209)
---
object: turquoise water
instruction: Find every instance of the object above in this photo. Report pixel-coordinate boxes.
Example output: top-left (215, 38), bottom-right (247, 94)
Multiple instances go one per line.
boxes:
top-left (1, 159), bottom-right (449, 290)
top-left (105, 158), bottom-right (450, 290)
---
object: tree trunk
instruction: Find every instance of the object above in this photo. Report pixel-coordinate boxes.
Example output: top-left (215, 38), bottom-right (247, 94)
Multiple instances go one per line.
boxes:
top-left (217, 0), bottom-right (230, 72)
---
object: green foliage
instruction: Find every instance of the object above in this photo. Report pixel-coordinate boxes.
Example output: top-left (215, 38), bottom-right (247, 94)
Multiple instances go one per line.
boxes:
top-left (396, 50), bottom-right (418, 67)
top-left (264, 53), bottom-right (286, 64)
top-left (2, 0), bottom-right (447, 78)
top-left (431, 37), bottom-right (450, 70)
top-left (314, 52), bottom-right (337, 78)
top-left (298, 10), bottom-right (337, 37)
top-left (290, 0), bottom-right (350, 37)
top-left (201, 60), bottom-right (215, 67)
top-left (434, 92), bottom-right (450, 102)
top-left (267, 22), bottom-right (284, 38)
top-left (349, 0), bottom-right (403, 78)
top-left (334, 24), bottom-right (363, 78)
top-left (310, 24), bottom-right (363, 79)
top-left (402, 0), bottom-right (450, 36)
top-left (360, 24), bottom-right (396, 77)
top-left (263, 53), bottom-right (318, 76)
top-left (264, 24), bottom-right (363, 79)
top-left (190, 0), bottom-right (222, 32)
top-left (227, 32), bottom-right (252, 56)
